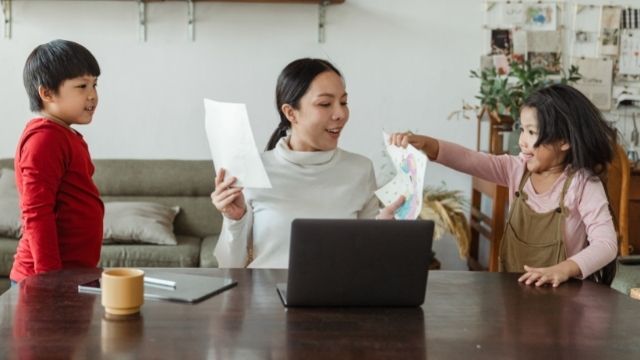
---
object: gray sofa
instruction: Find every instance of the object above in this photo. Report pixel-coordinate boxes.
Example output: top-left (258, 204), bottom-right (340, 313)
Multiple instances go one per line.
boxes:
top-left (0, 159), bottom-right (222, 293)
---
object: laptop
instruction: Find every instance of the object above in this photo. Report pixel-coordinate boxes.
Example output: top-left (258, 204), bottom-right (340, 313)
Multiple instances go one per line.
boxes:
top-left (276, 219), bottom-right (434, 307)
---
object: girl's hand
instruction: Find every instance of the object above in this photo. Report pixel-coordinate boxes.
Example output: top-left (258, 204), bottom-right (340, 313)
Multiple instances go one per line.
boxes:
top-left (211, 168), bottom-right (246, 220)
top-left (388, 132), bottom-right (439, 160)
top-left (376, 196), bottom-right (406, 220)
top-left (518, 260), bottom-right (581, 287)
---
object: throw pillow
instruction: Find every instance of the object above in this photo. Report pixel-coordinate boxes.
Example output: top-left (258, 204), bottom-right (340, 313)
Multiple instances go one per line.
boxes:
top-left (103, 202), bottom-right (180, 245)
top-left (0, 168), bottom-right (22, 238)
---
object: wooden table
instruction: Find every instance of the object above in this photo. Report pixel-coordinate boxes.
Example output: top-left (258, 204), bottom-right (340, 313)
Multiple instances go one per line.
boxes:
top-left (0, 269), bottom-right (639, 359)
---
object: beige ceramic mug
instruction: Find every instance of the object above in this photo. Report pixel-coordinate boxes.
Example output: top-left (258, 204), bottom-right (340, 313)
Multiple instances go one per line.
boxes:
top-left (101, 268), bottom-right (145, 316)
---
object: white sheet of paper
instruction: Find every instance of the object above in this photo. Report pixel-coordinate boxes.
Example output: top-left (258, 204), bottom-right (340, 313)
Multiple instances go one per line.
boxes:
top-left (204, 98), bottom-right (272, 188)
top-left (376, 131), bottom-right (428, 220)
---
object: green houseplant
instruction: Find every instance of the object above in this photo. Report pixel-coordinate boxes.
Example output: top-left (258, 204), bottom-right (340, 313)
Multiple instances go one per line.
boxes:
top-left (470, 60), bottom-right (581, 121)
top-left (469, 60), bottom-right (581, 153)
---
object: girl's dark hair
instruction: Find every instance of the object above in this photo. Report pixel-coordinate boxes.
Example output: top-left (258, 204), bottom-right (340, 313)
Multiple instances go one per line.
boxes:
top-left (522, 83), bottom-right (616, 175)
top-left (266, 58), bottom-right (342, 151)
top-left (23, 39), bottom-right (101, 112)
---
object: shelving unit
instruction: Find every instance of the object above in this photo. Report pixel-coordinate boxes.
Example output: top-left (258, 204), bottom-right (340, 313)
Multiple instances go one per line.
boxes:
top-left (0, 0), bottom-right (345, 42)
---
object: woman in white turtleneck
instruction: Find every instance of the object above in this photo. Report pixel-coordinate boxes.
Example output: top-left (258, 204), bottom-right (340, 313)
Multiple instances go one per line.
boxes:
top-left (211, 58), bottom-right (403, 269)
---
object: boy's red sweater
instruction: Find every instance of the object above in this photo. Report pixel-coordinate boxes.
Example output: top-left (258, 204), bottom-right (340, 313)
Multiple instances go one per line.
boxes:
top-left (10, 118), bottom-right (104, 282)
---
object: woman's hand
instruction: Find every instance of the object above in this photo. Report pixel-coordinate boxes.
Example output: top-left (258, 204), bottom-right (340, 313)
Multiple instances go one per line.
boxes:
top-left (376, 196), bottom-right (406, 220)
top-left (517, 260), bottom-right (581, 287)
top-left (211, 168), bottom-right (247, 220)
top-left (389, 132), bottom-right (439, 160)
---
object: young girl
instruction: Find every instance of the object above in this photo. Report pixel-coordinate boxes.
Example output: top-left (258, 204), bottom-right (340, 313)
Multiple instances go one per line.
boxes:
top-left (391, 84), bottom-right (618, 287)
top-left (212, 58), bottom-right (403, 268)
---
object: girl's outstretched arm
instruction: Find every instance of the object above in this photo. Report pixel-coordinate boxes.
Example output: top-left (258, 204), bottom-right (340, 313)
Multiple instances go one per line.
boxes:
top-left (389, 132), bottom-right (439, 160)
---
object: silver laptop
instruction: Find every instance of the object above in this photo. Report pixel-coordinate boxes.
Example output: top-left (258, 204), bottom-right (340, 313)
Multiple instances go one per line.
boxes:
top-left (277, 219), bottom-right (434, 307)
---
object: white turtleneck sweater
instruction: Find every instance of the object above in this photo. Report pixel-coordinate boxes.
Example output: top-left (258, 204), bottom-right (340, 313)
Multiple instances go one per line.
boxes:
top-left (213, 137), bottom-right (380, 269)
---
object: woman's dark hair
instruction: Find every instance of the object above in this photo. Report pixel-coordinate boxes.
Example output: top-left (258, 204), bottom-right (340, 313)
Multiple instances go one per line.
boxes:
top-left (265, 58), bottom-right (342, 151)
top-left (522, 83), bottom-right (616, 175)
top-left (23, 39), bottom-right (101, 112)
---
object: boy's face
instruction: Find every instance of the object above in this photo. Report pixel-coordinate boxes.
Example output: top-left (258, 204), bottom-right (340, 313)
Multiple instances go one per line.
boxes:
top-left (40, 75), bottom-right (98, 126)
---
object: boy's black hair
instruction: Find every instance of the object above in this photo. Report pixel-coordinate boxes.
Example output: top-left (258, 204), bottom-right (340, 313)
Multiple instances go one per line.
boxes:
top-left (523, 83), bottom-right (616, 175)
top-left (23, 39), bottom-right (100, 112)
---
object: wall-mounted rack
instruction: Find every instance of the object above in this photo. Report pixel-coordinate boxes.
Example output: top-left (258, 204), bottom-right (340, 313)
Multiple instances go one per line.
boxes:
top-left (1, 0), bottom-right (345, 43)
top-left (1, 0), bottom-right (10, 39)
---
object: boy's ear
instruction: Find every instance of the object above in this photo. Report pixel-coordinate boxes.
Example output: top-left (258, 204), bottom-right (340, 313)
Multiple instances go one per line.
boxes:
top-left (560, 141), bottom-right (571, 152)
top-left (37, 86), bottom-right (56, 104)
top-left (281, 104), bottom-right (297, 124)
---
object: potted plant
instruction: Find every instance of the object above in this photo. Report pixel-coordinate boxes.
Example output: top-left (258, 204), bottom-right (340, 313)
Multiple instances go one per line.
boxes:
top-left (469, 60), bottom-right (581, 154)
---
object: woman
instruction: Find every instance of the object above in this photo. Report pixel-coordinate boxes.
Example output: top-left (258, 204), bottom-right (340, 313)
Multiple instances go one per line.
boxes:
top-left (212, 58), bottom-right (403, 268)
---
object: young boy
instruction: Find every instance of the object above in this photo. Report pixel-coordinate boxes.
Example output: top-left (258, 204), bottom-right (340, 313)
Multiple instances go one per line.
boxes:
top-left (10, 40), bottom-right (104, 283)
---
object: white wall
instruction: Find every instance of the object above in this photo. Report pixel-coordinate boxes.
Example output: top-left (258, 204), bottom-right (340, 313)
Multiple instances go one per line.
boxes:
top-left (0, 0), bottom-right (485, 193)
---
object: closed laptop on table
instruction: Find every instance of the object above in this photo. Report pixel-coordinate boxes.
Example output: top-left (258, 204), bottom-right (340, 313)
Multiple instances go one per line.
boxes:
top-left (277, 219), bottom-right (434, 307)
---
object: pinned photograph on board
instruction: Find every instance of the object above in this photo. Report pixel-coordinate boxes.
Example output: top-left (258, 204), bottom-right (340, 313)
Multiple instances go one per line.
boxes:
top-left (502, 3), bottom-right (526, 25)
top-left (491, 29), bottom-right (512, 55)
top-left (493, 54), bottom-right (510, 75)
top-left (480, 55), bottom-right (494, 71)
top-left (525, 4), bottom-right (556, 31)
top-left (528, 52), bottom-right (561, 74)
top-left (600, 6), bottom-right (622, 56)
top-left (575, 31), bottom-right (591, 43)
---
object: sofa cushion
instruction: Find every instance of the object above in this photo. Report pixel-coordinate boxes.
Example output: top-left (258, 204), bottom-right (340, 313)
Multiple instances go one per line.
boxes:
top-left (0, 237), bottom-right (19, 276)
top-left (92, 160), bottom-right (221, 238)
top-left (99, 235), bottom-right (201, 268)
top-left (0, 169), bottom-right (21, 239)
top-left (103, 202), bottom-right (180, 245)
top-left (199, 235), bottom-right (220, 268)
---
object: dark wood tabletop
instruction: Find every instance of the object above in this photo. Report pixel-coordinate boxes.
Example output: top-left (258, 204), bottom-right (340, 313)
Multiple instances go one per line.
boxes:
top-left (0, 268), bottom-right (639, 359)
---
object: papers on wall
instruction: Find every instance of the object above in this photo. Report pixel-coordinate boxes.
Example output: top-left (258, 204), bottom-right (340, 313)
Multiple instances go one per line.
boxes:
top-left (620, 29), bottom-right (640, 76)
top-left (502, 3), bottom-right (526, 26)
top-left (512, 29), bottom-right (527, 57)
top-left (493, 54), bottom-right (510, 75)
top-left (203, 99), bottom-right (272, 188)
top-left (599, 6), bottom-right (622, 56)
top-left (375, 132), bottom-right (427, 220)
top-left (572, 57), bottom-right (614, 111)
top-left (527, 31), bottom-right (562, 53)
top-left (480, 55), bottom-right (494, 71)
top-left (526, 30), bottom-right (562, 74)
top-left (524, 4), bottom-right (556, 31)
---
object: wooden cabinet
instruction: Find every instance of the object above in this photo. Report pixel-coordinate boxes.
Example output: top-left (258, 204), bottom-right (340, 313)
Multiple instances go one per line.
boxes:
top-left (629, 168), bottom-right (640, 254)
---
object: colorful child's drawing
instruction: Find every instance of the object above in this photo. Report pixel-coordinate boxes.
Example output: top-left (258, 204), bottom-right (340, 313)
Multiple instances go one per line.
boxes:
top-left (376, 131), bottom-right (428, 220)
top-left (395, 154), bottom-right (421, 219)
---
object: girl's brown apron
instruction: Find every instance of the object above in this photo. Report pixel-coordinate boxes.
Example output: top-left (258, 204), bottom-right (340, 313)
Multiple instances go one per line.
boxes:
top-left (499, 170), bottom-right (575, 272)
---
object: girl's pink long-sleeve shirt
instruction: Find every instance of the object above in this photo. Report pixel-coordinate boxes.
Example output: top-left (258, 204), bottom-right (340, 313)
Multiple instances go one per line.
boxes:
top-left (436, 140), bottom-right (618, 278)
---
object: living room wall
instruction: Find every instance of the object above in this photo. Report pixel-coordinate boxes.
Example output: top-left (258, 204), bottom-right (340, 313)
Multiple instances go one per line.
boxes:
top-left (0, 0), bottom-right (484, 189)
